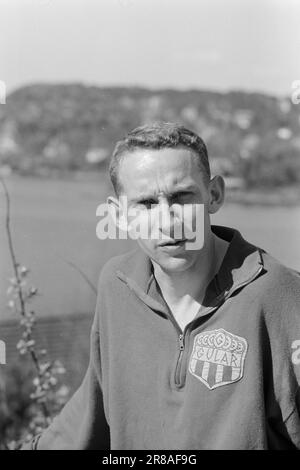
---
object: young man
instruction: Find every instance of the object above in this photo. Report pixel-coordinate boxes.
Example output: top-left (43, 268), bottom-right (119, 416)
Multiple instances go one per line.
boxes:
top-left (24, 123), bottom-right (300, 449)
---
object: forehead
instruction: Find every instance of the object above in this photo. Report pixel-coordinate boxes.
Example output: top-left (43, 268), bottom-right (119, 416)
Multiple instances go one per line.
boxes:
top-left (118, 147), bottom-right (205, 197)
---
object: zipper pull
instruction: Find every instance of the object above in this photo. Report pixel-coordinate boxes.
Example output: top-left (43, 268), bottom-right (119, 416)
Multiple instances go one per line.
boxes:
top-left (179, 334), bottom-right (184, 351)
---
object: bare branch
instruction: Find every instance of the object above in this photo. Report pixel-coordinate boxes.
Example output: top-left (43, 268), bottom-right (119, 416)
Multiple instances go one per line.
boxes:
top-left (59, 256), bottom-right (97, 295)
top-left (0, 176), bottom-right (26, 316)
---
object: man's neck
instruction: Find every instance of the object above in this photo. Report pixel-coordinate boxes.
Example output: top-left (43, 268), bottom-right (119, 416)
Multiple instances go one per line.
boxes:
top-left (152, 233), bottom-right (229, 305)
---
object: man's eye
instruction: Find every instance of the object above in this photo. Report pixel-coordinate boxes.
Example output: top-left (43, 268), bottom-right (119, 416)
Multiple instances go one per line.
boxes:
top-left (138, 199), bottom-right (157, 208)
top-left (172, 192), bottom-right (192, 202)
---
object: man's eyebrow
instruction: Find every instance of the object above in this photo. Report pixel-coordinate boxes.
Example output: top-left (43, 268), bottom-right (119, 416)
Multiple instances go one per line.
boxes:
top-left (130, 194), bottom-right (158, 203)
top-left (130, 185), bottom-right (198, 203)
top-left (172, 184), bottom-right (198, 193)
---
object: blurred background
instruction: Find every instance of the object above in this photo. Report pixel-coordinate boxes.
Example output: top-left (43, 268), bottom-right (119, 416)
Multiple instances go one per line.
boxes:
top-left (0, 0), bottom-right (300, 446)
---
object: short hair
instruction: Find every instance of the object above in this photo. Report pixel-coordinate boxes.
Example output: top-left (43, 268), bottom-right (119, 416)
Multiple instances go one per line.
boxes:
top-left (109, 122), bottom-right (211, 195)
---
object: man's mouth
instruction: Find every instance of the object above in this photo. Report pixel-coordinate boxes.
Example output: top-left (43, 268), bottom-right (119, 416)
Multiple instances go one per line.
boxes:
top-left (158, 239), bottom-right (186, 247)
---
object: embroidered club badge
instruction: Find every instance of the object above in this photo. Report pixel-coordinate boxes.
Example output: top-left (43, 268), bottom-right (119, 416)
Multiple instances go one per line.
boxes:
top-left (189, 328), bottom-right (248, 390)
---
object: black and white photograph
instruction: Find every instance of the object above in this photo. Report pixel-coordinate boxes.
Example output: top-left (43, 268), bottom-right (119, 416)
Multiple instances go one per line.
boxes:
top-left (0, 0), bottom-right (300, 452)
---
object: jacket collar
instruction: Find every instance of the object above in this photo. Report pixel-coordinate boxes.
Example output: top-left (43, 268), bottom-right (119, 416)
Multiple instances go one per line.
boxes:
top-left (211, 225), bottom-right (265, 295)
top-left (116, 225), bottom-right (265, 314)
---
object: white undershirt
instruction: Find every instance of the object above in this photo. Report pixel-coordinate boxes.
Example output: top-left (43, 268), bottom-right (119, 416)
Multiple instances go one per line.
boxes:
top-left (167, 296), bottom-right (202, 331)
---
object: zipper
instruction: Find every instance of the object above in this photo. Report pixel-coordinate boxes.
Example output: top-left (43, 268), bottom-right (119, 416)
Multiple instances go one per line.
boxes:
top-left (173, 265), bottom-right (264, 388)
top-left (175, 333), bottom-right (185, 385)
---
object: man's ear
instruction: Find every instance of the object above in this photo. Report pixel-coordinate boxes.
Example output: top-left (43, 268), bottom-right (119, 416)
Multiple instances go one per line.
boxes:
top-left (208, 176), bottom-right (225, 214)
top-left (107, 196), bottom-right (129, 232)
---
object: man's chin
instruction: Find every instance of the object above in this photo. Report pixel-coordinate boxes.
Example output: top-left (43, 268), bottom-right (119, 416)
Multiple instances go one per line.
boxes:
top-left (152, 253), bottom-right (194, 273)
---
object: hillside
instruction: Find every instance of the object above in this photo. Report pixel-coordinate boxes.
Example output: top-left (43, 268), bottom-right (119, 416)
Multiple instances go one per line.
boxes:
top-left (0, 84), bottom-right (300, 187)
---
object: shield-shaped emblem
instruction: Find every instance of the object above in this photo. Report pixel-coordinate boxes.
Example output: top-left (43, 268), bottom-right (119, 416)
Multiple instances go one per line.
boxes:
top-left (189, 328), bottom-right (248, 390)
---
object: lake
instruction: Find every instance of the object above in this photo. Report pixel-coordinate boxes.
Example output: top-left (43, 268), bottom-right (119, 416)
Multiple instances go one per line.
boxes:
top-left (1, 175), bottom-right (300, 321)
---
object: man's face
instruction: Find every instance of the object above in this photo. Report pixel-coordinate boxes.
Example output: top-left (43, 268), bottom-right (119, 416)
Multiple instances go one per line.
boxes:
top-left (117, 147), bottom-right (215, 273)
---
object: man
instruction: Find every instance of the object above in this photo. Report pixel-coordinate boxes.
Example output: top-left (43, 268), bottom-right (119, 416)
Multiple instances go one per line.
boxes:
top-left (24, 122), bottom-right (300, 449)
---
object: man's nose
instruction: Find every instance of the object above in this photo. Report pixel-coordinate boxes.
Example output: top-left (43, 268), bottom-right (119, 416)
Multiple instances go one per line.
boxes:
top-left (156, 200), bottom-right (181, 239)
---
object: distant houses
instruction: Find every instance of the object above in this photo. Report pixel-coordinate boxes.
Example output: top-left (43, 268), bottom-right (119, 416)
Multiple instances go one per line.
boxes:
top-left (0, 84), bottom-right (299, 185)
top-left (0, 121), bottom-right (19, 156)
top-left (85, 147), bottom-right (110, 165)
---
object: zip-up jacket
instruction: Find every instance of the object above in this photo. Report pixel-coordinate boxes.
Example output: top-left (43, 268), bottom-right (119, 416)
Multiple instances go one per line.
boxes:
top-left (25, 226), bottom-right (300, 449)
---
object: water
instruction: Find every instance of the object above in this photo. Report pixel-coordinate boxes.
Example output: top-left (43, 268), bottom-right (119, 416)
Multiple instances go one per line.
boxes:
top-left (212, 202), bottom-right (300, 270)
top-left (1, 176), bottom-right (299, 321)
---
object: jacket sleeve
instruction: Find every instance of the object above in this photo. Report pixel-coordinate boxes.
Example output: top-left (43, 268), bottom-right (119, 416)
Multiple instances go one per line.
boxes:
top-left (264, 268), bottom-right (300, 448)
top-left (281, 271), bottom-right (300, 448)
top-left (21, 305), bottom-right (110, 449)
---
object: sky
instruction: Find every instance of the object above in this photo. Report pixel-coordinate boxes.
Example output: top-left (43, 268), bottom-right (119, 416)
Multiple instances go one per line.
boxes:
top-left (1, 0), bottom-right (300, 96)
